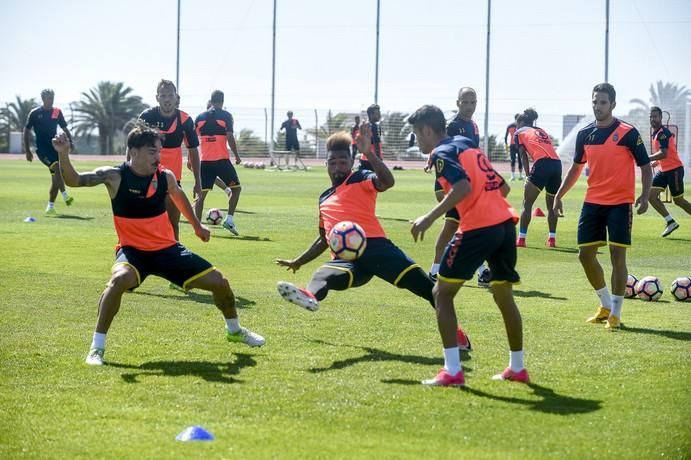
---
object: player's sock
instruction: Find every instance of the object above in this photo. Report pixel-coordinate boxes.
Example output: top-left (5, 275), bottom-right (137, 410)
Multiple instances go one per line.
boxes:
top-left (46, 202), bottom-right (55, 210)
top-left (224, 187), bottom-right (232, 196)
top-left (225, 318), bottom-right (241, 334)
top-left (663, 215), bottom-right (674, 224)
top-left (443, 346), bottom-right (461, 375)
top-left (477, 262), bottom-right (487, 275)
top-left (610, 295), bottom-right (624, 319)
top-left (548, 232), bottom-right (556, 239)
top-left (91, 332), bottom-right (106, 350)
top-left (61, 191), bottom-right (69, 201)
top-left (518, 229), bottom-right (528, 239)
top-left (430, 263), bottom-right (440, 276)
top-left (596, 286), bottom-right (613, 309)
top-left (509, 350), bottom-right (524, 372)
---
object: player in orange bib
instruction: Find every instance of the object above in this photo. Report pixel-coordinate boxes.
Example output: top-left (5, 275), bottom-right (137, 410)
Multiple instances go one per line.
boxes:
top-left (52, 124), bottom-right (264, 366)
top-left (275, 127), bottom-right (472, 355)
top-left (514, 108), bottom-right (563, 248)
top-left (554, 83), bottom-right (652, 329)
top-left (647, 106), bottom-right (691, 237)
top-left (409, 105), bottom-right (527, 387)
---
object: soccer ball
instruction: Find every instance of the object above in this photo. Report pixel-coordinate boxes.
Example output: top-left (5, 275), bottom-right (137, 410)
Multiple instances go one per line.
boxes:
top-left (635, 276), bottom-right (663, 301)
top-left (328, 221), bottom-right (367, 260)
top-left (206, 208), bottom-right (224, 225)
top-left (624, 274), bottom-right (638, 298)
top-left (670, 276), bottom-right (691, 301)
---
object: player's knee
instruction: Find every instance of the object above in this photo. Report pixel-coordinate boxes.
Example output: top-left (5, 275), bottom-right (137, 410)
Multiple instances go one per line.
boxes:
top-left (107, 271), bottom-right (135, 292)
top-left (672, 196), bottom-right (687, 206)
top-left (648, 189), bottom-right (661, 200)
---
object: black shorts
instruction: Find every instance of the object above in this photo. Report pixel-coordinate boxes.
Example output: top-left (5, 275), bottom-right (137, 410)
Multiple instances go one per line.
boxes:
top-left (316, 238), bottom-right (420, 288)
top-left (36, 143), bottom-right (59, 171)
top-left (577, 202), bottom-right (632, 247)
top-left (201, 159), bottom-right (240, 191)
top-left (114, 243), bottom-right (214, 289)
top-left (438, 219), bottom-right (519, 285)
top-left (286, 138), bottom-right (300, 151)
top-left (652, 166), bottom-right (685, 198)
top-left (528, 158), bottom-right (562, 195)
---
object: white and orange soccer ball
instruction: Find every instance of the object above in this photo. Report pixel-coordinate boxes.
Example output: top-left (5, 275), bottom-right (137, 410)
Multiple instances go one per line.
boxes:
top-left (328, 221), bottom-right (367, 260)
top-left (206, 208), bottom-right (224, 225)
top-left (625, 274), bottom-right (639, 299)
top-left (636, 276), bottom-right (663, 301)
top-left (670, 276), bottom-right (691, 302)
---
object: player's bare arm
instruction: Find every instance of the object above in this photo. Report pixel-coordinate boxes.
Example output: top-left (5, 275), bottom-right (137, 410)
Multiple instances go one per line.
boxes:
top-left (648, 147), bottom-right (668, 162)
top-left (166, 170), bottom-right (210, 242)
top-left (519, 146), bottom-right (530, 176)
top-left (411, 179), bottom-right (471, 242)
top-left (23, 127), bottom-right (33, 162)
top-left (187, 147), bottom-right (202, 197)
top-left (553, 162), bottom-right (584, 212)
top-left (227, 132), bottom-right (241, 164)
top-left (275, 229), bottom-right (329, 272)
top-left (53, 133), bottom-right (120, 194)
top-left (635, 163), bottom-right (652, 214)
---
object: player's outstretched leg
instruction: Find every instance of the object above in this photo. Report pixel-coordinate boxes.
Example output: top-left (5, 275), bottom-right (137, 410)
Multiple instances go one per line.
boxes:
top-left (490, 283), bottom-right (529, 383)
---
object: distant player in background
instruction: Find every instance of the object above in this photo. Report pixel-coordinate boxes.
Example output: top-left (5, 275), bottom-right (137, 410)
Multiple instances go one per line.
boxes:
top-left (554, 83), bottom-right (652, 329)
top-left (350, 115), bottom-right (361, 160)
top-left (409, 105), bottom-right (525, 387)
top-left (194, 90), bottom-right (243, 235)
top-left (429, 87), bottom-right (490, 287)
top-left (280, 111), bottom-right (302, 168)
top-left (647, 106), bottom-right (691, 237)
top-left (23, 89), bottom-right (75, 214)
top-left (359, 104), bottom-right (382, 170)
top-left (139, 79), bottom-right (201, 241)
top-left (52, 125), bottom-right (264, 366)
top-left (514, 108), bottom-right (563, 248)
top-left (505, 114), bottom-right (524, 180)
top-left (275, 128), bottom-right (472, 351)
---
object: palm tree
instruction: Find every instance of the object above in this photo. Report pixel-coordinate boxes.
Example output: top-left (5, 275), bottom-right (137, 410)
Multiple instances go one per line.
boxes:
top-left (72, 81), bottom-right (148, 154)
top-left (236, 128), bottom-right (268, 157)
top-left (6, 96), bottom-right (38, 131)
top-left (629, 81), bottom-right (690, 147)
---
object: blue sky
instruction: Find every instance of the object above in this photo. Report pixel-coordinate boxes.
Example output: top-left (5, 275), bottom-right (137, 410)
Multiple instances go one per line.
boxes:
top-left (2, 0), bottom-right (690, 139)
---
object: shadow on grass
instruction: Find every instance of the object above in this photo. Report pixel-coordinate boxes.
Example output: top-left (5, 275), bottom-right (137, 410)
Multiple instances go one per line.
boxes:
top-left (108, 353), bottom-right (257, 384)
top-left (379, 380), bottom-right (602, 415)
top-left (620, 325), bottom-right (691, 342)
top-left (377, 216), bottom-right (412, 223)
top-left (307, 340), bottom-right (472, 374)
top-left (212, 234), bottom-right (273, 242)
top-left (130, 290), bottom-right (256, 308)
top-left (513, 290), bottom-right (568, 300)
top-left (52, 214), bottom-right (95, 221)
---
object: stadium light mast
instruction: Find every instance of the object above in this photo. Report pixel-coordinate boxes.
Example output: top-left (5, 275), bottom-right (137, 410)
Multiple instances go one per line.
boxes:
top-left (176, 0), bottom-right (181, 90)
top-left (482, 0), bottom-right (491, 155)
top-left (374, 0), bottom-right (381, 104)
top-left (270, 0), bottom-right (277, 160)
top-left (604, 0), bottom-right (610, 82)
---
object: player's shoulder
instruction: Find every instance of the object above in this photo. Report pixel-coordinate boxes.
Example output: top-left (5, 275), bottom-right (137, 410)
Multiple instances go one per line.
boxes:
top-left (660, 126), bottom-right (673, 137)
top-left (28, 106), bottom-right (42, 116)
top-left (139, 107), bottom-right (157, 119)
top-left (515, 126), bottom-right (531, 135)
top-left (576, 121), bottom-right (597, 137)
top-left (433, 139), bottom-right (460, 160)
top-left (178, 109), bottom-right (192, 122)
top-left (346, 169), bottom-right (375, 185)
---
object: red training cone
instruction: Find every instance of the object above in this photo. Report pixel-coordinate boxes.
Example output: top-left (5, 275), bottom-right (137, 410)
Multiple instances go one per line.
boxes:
top-left (532, 208), bottom-right (545, 217)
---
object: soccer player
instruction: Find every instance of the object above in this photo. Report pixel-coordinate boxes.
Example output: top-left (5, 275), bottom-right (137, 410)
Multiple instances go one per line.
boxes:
top-left (23, 89), bottom-right (75, 214)
top-left (280, 111), bottom-right (303, 168)
top-left (553, 83), bottom-right (652, 329)
top-left (350, 115), bottom-right (361, 160)
top-left (505, 114), bottom-right (524, 181)
top-left (430, 87), bottom-right (490, 287)
top-left (358, 104), bottom-right (382, 171)
top-left (139, 79), bottom-right (201, 241)
top-left (409, 105), bottom-right (526, 387)
top-left (52, 125), bottom-right (264, 366)
top-left (274, 127), bottom-right (471, 351)
top-left (514, 108), bottom-right (563, 248)
top-left (647, 106), bottom-right (691, 237)
top-left (194, 90), bottom-right (243, 235)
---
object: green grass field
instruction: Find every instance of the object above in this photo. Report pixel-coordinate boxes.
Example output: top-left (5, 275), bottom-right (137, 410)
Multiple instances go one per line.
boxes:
top-left (1, 159), bottom-right (690, 459)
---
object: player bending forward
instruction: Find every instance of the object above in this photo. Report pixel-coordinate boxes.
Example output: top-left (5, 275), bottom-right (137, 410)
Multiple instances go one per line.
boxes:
top-left (53, 124), bottom-right (264, 366)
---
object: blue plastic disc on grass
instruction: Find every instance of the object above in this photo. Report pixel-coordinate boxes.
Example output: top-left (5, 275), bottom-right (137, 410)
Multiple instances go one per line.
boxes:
top-left (176, 425), bottom-right (215, 442)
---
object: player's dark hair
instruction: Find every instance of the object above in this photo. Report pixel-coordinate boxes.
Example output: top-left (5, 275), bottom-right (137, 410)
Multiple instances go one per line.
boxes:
top-left (407, 105), bottom-right (446, 134)
top-left (127, 121), bottom-right (161, 149)
top-left (592, 82), bottom-right (616, 102)
top-left (367, 104), bottom-right (380, 117)
top-left (287, 110), bottom-right (293, 117)
top-left (157, 79), bottom-right (177, 94)
top-left (517, 108), bottom-right (538, 126)
top-left (326, 131), bottom-right (352, 154)
top-left (650, 106), bottom-right (662, 116)
top-left (514, 113), bottom-right (520, 120)
top-left (41, 88), bottom-right (54, 98)
top-left (210, 90), bottom-right (224, 104)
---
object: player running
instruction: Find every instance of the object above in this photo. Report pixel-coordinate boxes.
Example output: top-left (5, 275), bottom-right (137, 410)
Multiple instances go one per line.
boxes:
top-left (514, 108), bottom-right (563, 248)
top-left (505, 114), bottom-right (524, 181)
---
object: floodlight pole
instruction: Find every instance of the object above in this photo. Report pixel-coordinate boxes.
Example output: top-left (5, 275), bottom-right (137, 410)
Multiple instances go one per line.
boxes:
top-left (270, 0), bottom-right (277, 159)
top-left (482, 0), bottom-right (491, 155)
top-left (604, 0), bottom-right (610, 82)
top-left (176, 0), bottom-right (181, 90)
top-left (374, 0), bottom-right (380, 104)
